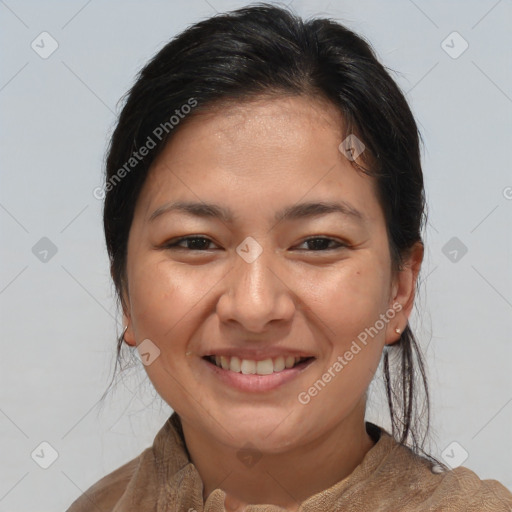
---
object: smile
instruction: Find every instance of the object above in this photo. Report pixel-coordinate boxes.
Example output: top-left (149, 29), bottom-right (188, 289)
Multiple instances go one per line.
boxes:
top-left (204, 355), bottom-right (314, 375)
top-left (203, 354), bottom-right (316, 393)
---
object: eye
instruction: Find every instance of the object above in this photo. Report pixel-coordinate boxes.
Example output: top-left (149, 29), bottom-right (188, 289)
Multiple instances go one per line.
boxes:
top-left (162, 236), bottom-right (348, 252)
top-left (294, 237), bottom-right (347, 251)
top-left (163, 236), bottom-right (218, 251)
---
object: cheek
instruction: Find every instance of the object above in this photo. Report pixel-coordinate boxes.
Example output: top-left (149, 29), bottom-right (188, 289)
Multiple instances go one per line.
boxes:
top-left (308, 263), bottom-right (388, 389)
top-left (309, 263), bottom-right (388, 335)
top-left (126, 260), bottom-right (211, 409)
top-left (127, 258), bottom-right (196, 338)
top-left (127, 256), bottom-right (228, 349)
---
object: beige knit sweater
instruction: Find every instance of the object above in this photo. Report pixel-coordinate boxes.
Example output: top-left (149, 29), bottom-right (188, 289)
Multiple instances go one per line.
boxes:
top-left (66, 412), bottom-right (512, 511)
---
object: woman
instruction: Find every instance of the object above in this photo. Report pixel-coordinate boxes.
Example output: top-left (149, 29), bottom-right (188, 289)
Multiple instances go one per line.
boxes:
top-left (67, 3), bottom-right (512, 511)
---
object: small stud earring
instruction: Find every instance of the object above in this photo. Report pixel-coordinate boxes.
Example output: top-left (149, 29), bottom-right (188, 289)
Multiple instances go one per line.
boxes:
top-left (395, 327), bottom-right (401, 334)
top-left (122, 325), bottom-right (128, 341)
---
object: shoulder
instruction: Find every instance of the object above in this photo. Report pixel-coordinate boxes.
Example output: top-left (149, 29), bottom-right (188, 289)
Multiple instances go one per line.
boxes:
top-left (426, 465), bottom-right (512, 511)
top-left (65, 448), bottom-right (151, 512)
top-left (65, 414), bottom-right (189, 512)
top-left (373, 430), bottom-right (512, 510)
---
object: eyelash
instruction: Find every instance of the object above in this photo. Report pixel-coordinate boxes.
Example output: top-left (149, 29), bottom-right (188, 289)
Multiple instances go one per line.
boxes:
top-left (163, 236), bottom-right (348, 252)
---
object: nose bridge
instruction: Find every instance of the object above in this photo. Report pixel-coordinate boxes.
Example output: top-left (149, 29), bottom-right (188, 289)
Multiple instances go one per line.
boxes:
top-left (234, 240), bottom-right (279, 308)
top-left (238, 248), bottom-right (273, 301)
top-left (217, 238), bottom-right (293, 330)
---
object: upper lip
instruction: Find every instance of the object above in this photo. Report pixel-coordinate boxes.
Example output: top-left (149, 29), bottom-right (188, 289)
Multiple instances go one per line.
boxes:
top-left (201, 348), bottom-right (316, 361)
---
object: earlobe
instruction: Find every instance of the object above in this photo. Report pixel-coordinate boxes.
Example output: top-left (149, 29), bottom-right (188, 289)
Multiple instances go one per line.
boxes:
top-left (385, 315), bottom-right (404, 346)
top-left (122, 313), bottom-right (136, 347)
top-left (385, 241), bottom-right (424, 346)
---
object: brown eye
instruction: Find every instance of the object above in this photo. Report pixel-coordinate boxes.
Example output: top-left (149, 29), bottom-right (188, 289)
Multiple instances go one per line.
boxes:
top-left (295, 237), bottom-right (347, 251)
top-left (164, 236), bottom-right (217, 251)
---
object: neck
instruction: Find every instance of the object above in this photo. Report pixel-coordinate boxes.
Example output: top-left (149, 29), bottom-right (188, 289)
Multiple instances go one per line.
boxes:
top-left (180, 401), bottom-right (376, 510)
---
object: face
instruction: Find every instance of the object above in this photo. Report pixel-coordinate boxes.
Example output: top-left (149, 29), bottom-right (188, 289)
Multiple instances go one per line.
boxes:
top-left (122, 95), bottom-right (419, 452)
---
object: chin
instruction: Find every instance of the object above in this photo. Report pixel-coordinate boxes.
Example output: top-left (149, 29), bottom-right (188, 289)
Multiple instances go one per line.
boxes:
top-left (213, 408), bottom-right (307, 448)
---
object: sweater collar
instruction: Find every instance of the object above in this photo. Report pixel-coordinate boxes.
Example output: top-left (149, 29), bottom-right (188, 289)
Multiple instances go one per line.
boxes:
top-left (153, 412), bottom-right (400, 511)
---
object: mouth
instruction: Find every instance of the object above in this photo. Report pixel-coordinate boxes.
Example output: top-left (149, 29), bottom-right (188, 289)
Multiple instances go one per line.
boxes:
top-left (203, 354), bottom-right (315, 375)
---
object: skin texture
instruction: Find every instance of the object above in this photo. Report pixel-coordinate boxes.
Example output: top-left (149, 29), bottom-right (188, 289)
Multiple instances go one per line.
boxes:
top-left (121, 95), bottom-right (423, 511)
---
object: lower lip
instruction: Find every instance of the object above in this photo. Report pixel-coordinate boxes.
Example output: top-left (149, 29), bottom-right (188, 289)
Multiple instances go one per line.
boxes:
top-left (202, 357), bottom-right (315, 392)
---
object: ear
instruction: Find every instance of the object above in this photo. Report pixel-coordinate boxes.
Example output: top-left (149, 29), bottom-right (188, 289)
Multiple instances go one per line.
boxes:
top-left (111, 262), bottom-right (136, 347)
top-left (120, 282), bottom-right (136, 348)
top-left (385, 241), bottom-right (424, 346)
top-left (122, 311), bottom-right (136, 347)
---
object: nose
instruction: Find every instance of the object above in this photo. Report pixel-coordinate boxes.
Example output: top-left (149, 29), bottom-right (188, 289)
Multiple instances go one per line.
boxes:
top-left (216, 244), bottom-right (295, 333)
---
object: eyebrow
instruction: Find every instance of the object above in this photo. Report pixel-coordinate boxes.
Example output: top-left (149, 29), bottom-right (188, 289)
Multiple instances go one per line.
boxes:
top-left (148, 199), bottom-right (366, 225)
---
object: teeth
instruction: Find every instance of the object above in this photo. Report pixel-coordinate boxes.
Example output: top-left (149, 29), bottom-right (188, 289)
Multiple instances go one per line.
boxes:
top-left (285, 356), bottom-right (296, 369)
top-left (230, 356), bottom-right (241, 372)
top-left (241, 359), bottom-right (256, 375)
top-left (220, 356), bottom-right (230, 370)
top-left (256, 359), bottom-right (274, 375)
top-left (209, 354), bottom-right (310, 374)
top-left (273, 356), bottom-right (285, 372)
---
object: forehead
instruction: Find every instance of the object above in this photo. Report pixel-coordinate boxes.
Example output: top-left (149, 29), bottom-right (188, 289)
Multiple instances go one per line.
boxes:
top-left (134, 95), bottom-right (383, 227)
top-left (168, 95), bottom-right (346, 162)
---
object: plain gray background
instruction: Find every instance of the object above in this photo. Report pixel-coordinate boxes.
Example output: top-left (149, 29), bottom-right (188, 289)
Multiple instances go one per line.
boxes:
top-left (1, 0), bottom-right (511, 509)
